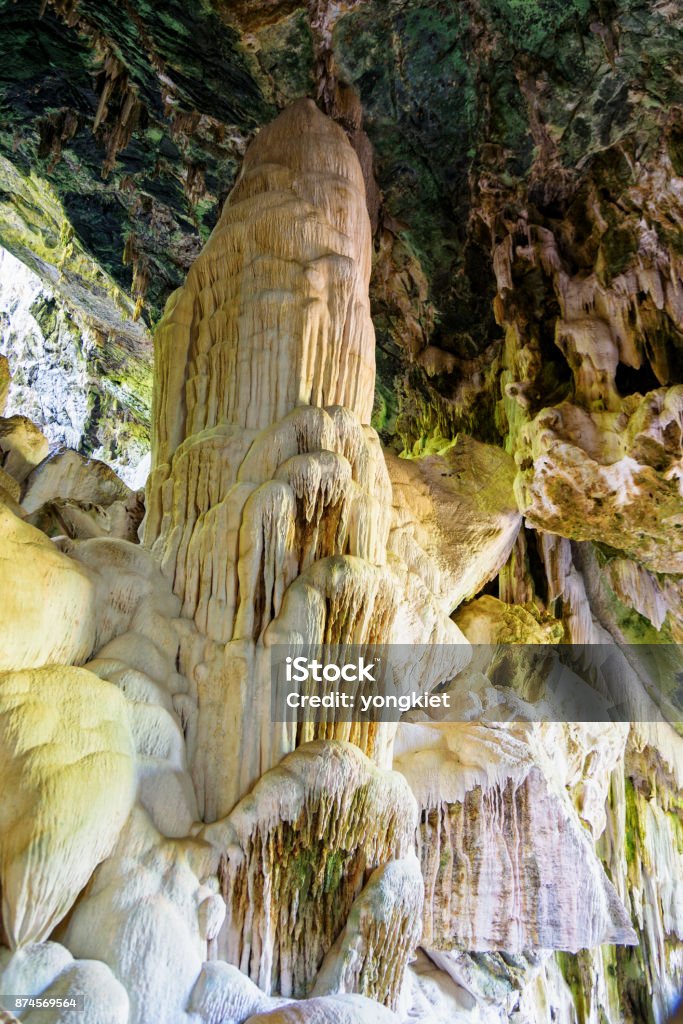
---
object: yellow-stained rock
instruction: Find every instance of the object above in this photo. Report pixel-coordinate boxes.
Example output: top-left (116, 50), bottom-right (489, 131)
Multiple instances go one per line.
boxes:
top-left (0, 506), bottom-right (95, 671)
top-left (0, 667), bottom-right (136, 948)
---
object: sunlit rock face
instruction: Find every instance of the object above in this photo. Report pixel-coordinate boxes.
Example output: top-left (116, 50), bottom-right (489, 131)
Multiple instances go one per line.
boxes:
top-left (0, 248), bottom-right (89, 452)
top-left (0, 247), bottom-right (150, 488)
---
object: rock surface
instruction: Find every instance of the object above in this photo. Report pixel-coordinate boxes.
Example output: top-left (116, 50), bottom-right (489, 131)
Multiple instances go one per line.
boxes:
top-left (0, 246), bottom-right (150, 485)
top-left (0, 667), bottom-right (135, 948)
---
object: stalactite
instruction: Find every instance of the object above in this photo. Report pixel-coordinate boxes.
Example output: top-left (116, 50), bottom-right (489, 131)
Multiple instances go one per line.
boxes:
top-left (215, 741), bottom-right (418, 998)
top-left (395, 725), bottom-right (636, 954)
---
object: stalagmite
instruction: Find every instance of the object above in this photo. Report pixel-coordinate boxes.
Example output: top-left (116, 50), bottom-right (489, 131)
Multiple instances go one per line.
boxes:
top-left (148, 98), bottom-right (375, 469)
top-left (143, 98), bottom-right (466, 819)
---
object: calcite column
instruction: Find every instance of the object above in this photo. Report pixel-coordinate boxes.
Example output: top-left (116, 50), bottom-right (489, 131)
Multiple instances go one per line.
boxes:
top-left (143, 99), bottom-right (464, 821)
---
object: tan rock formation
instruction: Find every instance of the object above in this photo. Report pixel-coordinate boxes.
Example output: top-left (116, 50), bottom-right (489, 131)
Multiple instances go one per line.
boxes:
top-left (149, 98), bottom-right (375, 469)
top-left (18, 448), bottom-right (144, 542)
top-left (0, 507), bottom-right (95, 671)
top-left (25, 493), bottom-right (144, 542)
top-left (385, 437), bottom-right (521, 612)
top-left (0, 667), bottom-right (135, 948)
top-left (454, 593), bottom-right (563, 645)
top-left (0, 465), bottom-right (20, 508)
top-left (0, 416), bottom-right (48, 484)
top-left (143, 99), bottom-right (467, 822)
top-left (21, 448), bottom-right (132, 513)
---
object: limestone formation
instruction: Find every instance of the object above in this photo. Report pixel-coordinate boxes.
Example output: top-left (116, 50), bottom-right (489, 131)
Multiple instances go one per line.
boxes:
top-left (187, 962), bottom-right (289, 1023)
top-left (21, 449), bottom-right (132, 513)
top-left (143, 99), bottom-right (467, 822)
top-left (1, 90), bottom-right (683, 1024)
top-left (242, 994), bottom-right (399, 1023)
top-left (0, 507), bottom-right (95, 671)
top-left (62, 809), bottom-right (223, 1024)
top-left (313, 854), bottom-right (423, 1009)
top-left (0, 416), bottom-right (48, 484)
top-left (25, 493), bottom-right (144, 542)
top-left (216, 741), bottom-right (418, 998)
top-left (515, 389), bottom-right (683, 573)
top-left (453, 593), bottom-right (563, 645)
top-left (149, 98), bottom-right (375, 468)
top-left (395, 724), bottom-right (636, 952)
top-left (0, 667), bottom-right (135, 948)
top-left (19, 448), bottom-right (145, 542)
top-left (0, 244), bottom-right (151, 485)
top-left (385, 437), bottom-right (521, 612)
top-left (9, 955), bottom-right (129, 1024)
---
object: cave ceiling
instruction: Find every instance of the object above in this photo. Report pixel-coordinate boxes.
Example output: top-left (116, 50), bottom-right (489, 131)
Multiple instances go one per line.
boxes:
top-left (0, 0), bottom-right (681, 452)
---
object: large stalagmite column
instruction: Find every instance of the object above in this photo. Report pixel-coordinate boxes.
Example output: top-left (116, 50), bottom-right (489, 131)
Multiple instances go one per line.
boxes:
top-left (143, 99), bottom-right (465, 822)
top-left (138, 99), bottom-right (463, 1002)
